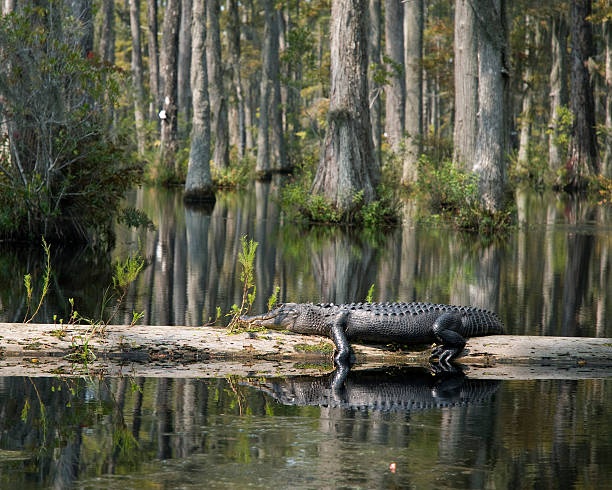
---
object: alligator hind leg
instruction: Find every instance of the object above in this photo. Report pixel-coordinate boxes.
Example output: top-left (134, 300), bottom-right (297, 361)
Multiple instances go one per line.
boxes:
top-left (429, 312), bottom-right (467, 369)
top-left (329, 311), bottom-right (355, 367)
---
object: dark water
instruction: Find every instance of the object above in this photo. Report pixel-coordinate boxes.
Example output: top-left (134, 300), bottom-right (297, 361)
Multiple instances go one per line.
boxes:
top-left (0, 183), bottom-right (610, 488)
top-left (0, 371), bottom-right (610, 489)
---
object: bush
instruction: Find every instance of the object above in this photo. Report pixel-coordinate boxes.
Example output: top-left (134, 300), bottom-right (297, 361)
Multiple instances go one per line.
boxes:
top-left (0, 3), bottom-right (141, 243)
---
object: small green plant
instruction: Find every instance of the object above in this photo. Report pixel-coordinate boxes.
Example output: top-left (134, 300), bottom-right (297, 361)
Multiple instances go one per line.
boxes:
top-left (268, 286), bottom-right (281, 311)
top-left (228, 236), bottom-right (258, 331)
top-left (365, 284), bottom-right (375, 303)
top-left (23, 238), bottom-right (52, 323)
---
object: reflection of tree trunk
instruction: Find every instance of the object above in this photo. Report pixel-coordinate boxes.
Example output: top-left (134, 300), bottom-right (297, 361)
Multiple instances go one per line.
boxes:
top-left (156, 378), bottom-right (174, 460)
top-left (254, 181), bottom-right (279, 311)
top-left (131, 377), bottom-right (146, 439)
top-left (541, 201), bottom-right (558, 335)
top-left (185, 206), bottom-right (211, 325)
top-left (561, 207), bottom-right (594, 335)
top-left (310, 230), bottom-right (377, 303)
top-left (467, 245), bottom-right (501, 315)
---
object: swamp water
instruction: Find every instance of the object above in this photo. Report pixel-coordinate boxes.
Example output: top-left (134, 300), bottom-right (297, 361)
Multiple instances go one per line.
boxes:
top-left (0, 183), bottom-right (610, 488)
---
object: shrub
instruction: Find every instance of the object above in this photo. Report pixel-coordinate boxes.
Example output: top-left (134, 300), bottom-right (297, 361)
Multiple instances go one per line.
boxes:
top-left (0, 3), bottom-right (141, 243)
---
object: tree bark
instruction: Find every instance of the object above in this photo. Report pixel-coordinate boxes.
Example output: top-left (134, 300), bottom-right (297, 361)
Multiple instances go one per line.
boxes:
top-left (97, 0), bottom-right (114, 63)
top-left (184, 0), bottom-right (214, 203)
top-left (256, 0), bottom-right (286, 177)
top-left (129, 0), bottom-right (146, 156)
top-left (367, 0), bottom-right (382, 170)
top-left (471, 0), bottom-right (509, 213)
top-left (402, 0), bottom-right (423, 185)
top-left (312, 0), bottom-right (378, 214)
top-left (159, 0), bottom-right (181, 178)
top-left (603, 14), bottom-right (612, 178)
top-left (207, 0), bottom-right (230, 171)
top-left (564, 0), bottom-right (599, 190)
top-left (516, 14), bottom-right (535, 171)
top-left (178, 0), bottom-right (192, 129)
top-left (147, 0), bottom-right (160, 120)
top-left (548, 12), bottom-right (569, 172)
top-left (227, 0), bottom-right (246, 159)
top-left (453, 0), bottom-right (478, 168)
top-left (384, 0), bottom-right (405, 152)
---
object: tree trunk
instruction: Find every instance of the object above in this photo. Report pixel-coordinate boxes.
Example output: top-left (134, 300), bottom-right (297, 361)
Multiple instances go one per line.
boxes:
top-left (256, 0), bottom-right (286, 177)
top-left (129, 0), bottom-right (146, 156)
top-left (207, 0), bottom-right (230, 171)
top-left (603, 15), bottom-right (612, 178)
top-left (312, 0), bottom-right (378, 215)
top-left (402, 0), bottom-right (423, 185)
top-left (564, 0), bottom-right (599, 190)
top-left (227, 0), bottom-right (246, 159)
top-left (184, 0), bottom-right (214, 203)
top-left (384, 0), bottom-right (405, 152)
top-left (147, 0), bottom-right (160, 120)
top-left (178, 0), bottom-right (192, 130)
top-left (517, 14), bottom-right (535, 171)
top-left (367, 0), bottom-right (382, 170)
top-left (472, 0), bottom-right (509, 213)
top-left (453, 0), bottom-right (478, 168)
top-left (159, 0), bottom-right (181, 178)
top-left (97, 0), bottom-right (114, 63)
top-left (548, 12), bottom-right (569, 172)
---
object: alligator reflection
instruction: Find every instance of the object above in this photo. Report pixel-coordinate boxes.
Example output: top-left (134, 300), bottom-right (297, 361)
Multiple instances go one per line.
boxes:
top-left (247, 366), bottom-right (501, 412)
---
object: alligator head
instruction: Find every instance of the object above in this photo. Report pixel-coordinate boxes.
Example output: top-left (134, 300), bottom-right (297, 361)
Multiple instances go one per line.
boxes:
top-left (240, 303), bottom-right (304, 330)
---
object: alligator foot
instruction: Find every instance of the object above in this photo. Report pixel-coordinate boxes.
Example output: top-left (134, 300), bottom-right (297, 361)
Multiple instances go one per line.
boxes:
top-left (429, 345), bottom-right (464, 372)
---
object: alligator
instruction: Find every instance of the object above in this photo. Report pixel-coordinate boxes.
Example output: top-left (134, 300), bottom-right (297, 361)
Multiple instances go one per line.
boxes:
top-left (245, 366), bottom-right (501, 412)
top-left (240, 301), bottom-right (504, 368)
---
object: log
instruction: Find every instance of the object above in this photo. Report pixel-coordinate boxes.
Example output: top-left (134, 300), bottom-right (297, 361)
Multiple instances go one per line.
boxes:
top-left (0, 323), bottom-right (610, 379)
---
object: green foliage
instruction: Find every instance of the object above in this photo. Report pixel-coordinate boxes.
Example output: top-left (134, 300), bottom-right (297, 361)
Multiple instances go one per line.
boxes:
top-left (267, 286), bottom-right (281, 311)
top-left (415, 157), bottom-right (513, 235)
top-left (23, 238), bottom-right (52, 323)
top-left (280, 153), bottom-right (400, 228)
top-left (211, 157), bottom-right (254, 189)
top-left (365, 284), bottom-right (375, 303)
top-left (0, 3), bottom-right (142, 243)
top-left (117, 207), bottom-right (156, 231)
top-left (228, 236), bottom-right (258, 331)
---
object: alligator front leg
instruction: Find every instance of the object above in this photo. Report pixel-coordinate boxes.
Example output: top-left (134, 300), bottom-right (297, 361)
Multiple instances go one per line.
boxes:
top-left (329, 310), bottom-right (354, 367)
top-left (430, 312), bottom-right (467, 368)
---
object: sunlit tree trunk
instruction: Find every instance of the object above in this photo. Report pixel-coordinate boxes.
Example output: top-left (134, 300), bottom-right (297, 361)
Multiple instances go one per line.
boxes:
top-left (129, 0), bottom-right (146, 156)
top-left (178, 0), bottom-right (192, 129)
top-left (603, 16), bottom-right (612, 178)
top-left (2, 0), bottom-right (15, 14)
top-left (207, 0), bottom-right (230, 171)
top-left (472, 0), bottom-right (509, 213)
top-left (367, 0), bottom-right (382, 170)
top-left (312, 0), bottom-right (378, 216)
top-left (184, 0), bottom-right (214, 203)
top-left (548, 12), bottom-right (569, 171)
top-left (564, 0), bottom-right (599, 190)
top-left (148, 0), bottom-right (160, 120)
top-left (402, 0), bottom-right (423, 185)
top-left (384, 0), bottom-right (405, 152)
top-left (453, 0), bottom-right (478, 168)
top-left (159, 0), bottom-right (181, 177)
top-left (228, 0), bottom-right (246, 159)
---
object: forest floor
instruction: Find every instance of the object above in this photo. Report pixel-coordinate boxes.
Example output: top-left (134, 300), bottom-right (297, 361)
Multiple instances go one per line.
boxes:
top-left (0, 323), bottom-right (610, 379)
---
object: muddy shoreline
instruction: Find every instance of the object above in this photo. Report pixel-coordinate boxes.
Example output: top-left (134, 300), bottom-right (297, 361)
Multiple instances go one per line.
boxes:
top-left (0, 323), bottom-right (610, 379)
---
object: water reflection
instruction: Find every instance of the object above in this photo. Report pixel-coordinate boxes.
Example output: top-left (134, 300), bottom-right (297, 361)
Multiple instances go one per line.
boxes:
top-left (0, 374), bottom-right (610, 489)
top-left (244, 366), bottom-right (501, 411)
top-left (0, 183), bottom-right (609, 338)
